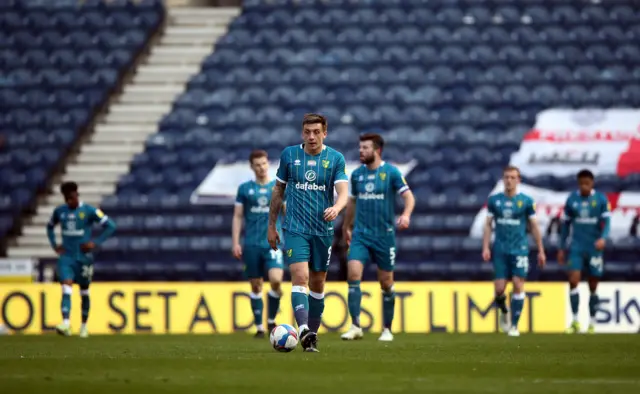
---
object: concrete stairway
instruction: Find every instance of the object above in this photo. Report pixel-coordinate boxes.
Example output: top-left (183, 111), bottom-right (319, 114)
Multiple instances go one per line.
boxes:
top-left (8, 7), bottom-right (240, 259)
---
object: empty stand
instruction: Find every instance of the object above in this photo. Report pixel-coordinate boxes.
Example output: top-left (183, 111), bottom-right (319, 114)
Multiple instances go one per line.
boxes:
top-left (91, 0), bottom-right (640, 281)
top-left (1, 0), bottom-right (163, 255)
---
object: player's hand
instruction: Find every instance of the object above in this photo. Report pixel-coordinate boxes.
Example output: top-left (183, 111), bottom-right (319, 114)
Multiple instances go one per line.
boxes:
top-left (482, 247), bottom-right (491, 262)
top-left (594, 238), bottom-right (606, 251)
top-left (343, 227), bottom-right (352, 246)
top-left (557, 249), bottom-right (566, 265)
top-left (80, 242), bottom-right (95, 252)
top-left (267, 226), bottom-right (280, 251)
top-left (396, 215), bottom-right (410, 231)
top-left (323, 206), bottom-right (339, 221)
top-left (538, 251), bottom-right (547, 268)
top-left (232, 244), bottom-right (242, 260)
top-left (54, 245), bottom-right (64, 256)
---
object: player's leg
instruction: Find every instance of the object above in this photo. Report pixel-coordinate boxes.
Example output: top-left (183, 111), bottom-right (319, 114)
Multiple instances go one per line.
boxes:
top-left (374, 235), bottom-right (396, 341)
top-left (265, 248), bottom-right (284, 332)
top-left (77, 260), bottom-right (94, 338)
top-left (243, 248), bottom-right (266, 337)
top-left (565, 251), bottom-right (584, 333)
top-left (586, 253), bottom-right (604, 334)
top-left (302, 235), bottom-right (334, 352)
top-left (341, 236), bottom-right (368, 340)
top-left (55, 256), bottom-right (75, 336)
top-left (508, 254), bottom-right (529, 337)
top-left (284, 231), bottom-right (312, 343)
top-left (492, 251), bottom-right (511, 332)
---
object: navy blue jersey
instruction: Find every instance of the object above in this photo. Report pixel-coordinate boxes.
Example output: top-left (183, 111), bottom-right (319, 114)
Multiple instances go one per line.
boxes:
top-left (350, 162), bottom-right (409, 237)
top-left (487, 192), bottom-right (536, 254)
top-left (559, 190), bottom-right (611, 252)
top-left (275, 144), bottom-right (348, 236)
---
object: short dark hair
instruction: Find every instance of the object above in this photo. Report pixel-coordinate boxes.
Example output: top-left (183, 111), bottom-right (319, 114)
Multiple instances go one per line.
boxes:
top-left (503, 165), bottom-right (521, 177)
top-left (359, 133), bottom-right (385, 152)
top-left (302, 113), bottom-right (327, 130)
top-left (249, 149), bottom-right (268, 164)
top-left (577, 169), bottom-right (595, 180)
top-left (60, 181), bottom-right (78, 196)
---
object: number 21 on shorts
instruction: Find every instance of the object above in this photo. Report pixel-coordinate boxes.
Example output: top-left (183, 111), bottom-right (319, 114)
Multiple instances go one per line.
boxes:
top-left (389, 247), bottom-right (396, 267)
top-left (516, 256), bottom-right (529, 272)
top-left (326, 246), bottom-right (332, 267)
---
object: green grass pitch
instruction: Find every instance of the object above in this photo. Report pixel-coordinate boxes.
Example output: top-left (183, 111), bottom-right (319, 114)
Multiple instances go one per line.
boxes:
top-left (1, 334), bottom-right (639, 394)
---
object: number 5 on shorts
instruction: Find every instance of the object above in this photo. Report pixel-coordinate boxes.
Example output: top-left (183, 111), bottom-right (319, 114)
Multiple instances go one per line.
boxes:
top-left (389, 247), bottom-right (396, 267)
top-left (270, 249), bottom-right (283, 265)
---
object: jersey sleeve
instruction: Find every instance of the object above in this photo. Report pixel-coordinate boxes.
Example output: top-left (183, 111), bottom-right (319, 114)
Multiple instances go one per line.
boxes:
top-left (561, 196), bottom-right (574, 222)
top-left (334, 153), bottom-right (348, 183)
top-left (391, 167), bottom-right (409, 194)
top-left (486, 197), bottom-right (496, 217)
top-left (526, 198), bottom-right (536, 218)
top-left (349, 170), bottom-right (358, 198)
top-left (275, 149), bottom-right (288, 184)
top-left (47, 207), bottom-right (60, 228)
top-left (601, 195), bottom-right (611, 218)
top-left (235, 184), bottom-right (245, 207)
top-left (89, 205), bottom-right (109, 225)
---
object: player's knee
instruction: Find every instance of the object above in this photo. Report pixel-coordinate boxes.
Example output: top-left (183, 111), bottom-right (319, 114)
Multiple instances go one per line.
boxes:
top-left (347, 269), bottom-right (361, 282)
top-left (269, 281), bottom-right (282, 294)
top-left (380, 279), bottom-right (394, 293)
top-left (62, 279), bottom-right (73, 286)
top-left (249, 279), bottom-right (263, 293)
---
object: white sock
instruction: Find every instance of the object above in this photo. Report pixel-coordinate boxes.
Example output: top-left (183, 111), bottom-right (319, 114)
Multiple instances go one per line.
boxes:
top-left (589, 317), bottom-right (596, 326)
top-left (81, 323), bottom-right (87, 330)
top-left (267, 319), bottom-right (276, 324)
top-left (573, 313), bottom-right (579, 323)
top-left (63, 319), bottom-right (70, 326)
top-left (298, 324), bottom-right (309, 336)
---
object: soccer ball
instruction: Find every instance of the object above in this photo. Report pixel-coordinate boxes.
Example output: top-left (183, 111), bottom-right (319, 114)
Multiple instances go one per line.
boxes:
top-left (270, 324), bottom-right (298, 352)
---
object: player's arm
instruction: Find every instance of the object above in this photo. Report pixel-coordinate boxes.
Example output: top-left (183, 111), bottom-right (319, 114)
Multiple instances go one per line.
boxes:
top-left (46, 208), bottom-right (61, 253)
top-left (394, 170), bottom-right (414, 230)
top-left (558, 198), bottom-right (573, 252)
top-left (90, 208), bottom-right (116, 246)
top-left (596, 197), bottom-right (611, 250)
top-left (527, 200), bottom-right (546, 266)
top-left (343, 174), bottom-right (357, 243)
top-left (324, 154), bottom-right (349, 221)
top-left (482, 199), bottom-right (494, 261)
top-left (232, 186), bottom-right (245, 259)
top-left (269, 151), bottom-right (288, 249)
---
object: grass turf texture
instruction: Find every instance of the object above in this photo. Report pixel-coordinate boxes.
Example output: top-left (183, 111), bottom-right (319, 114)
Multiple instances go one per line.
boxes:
top-left (1, 334), bottom-right (638, 394)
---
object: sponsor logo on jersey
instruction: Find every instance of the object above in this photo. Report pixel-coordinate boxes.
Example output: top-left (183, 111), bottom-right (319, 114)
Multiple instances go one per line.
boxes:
top-left (358, 192), bottom-right (384, 200)
top-left (365, 182), bottom-right (375, 192)
top-left (295, 183), bottom-right (327, 191)
top-left (305, 170), bottom-right (317, 182)
top-left (496, 218), bottom-right (521, 225)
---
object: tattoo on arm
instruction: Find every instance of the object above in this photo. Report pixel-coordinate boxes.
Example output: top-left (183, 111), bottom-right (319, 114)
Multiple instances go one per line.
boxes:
top-left (269, 182), bottom-right (286, 227)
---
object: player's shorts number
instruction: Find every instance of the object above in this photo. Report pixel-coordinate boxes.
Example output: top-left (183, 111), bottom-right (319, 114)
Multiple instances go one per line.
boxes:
top-left (270, 249), bottom-right (283, 265)
top-left (590, 256), bottom-right (604, 270)
top-left (516, 256), bottom-right (529, 272)
top-left (81, 265), bottom-right (94, 279)
top-left (326, 246), bottom-right (332, 267)
top-left (389, 247), bottom-right (396, 267)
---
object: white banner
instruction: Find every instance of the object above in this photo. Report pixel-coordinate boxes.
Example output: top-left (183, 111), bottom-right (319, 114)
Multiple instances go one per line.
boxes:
top-left (0, 258), bottom-right (35, 283)
top-left (469, 182), bottom-right (640, 240)
top-left (568, 283), bottom-right (640, 333)
top-left (191, 160), bottom-right (417, 205)
top-left (511, 108), bottom-right (640, 178)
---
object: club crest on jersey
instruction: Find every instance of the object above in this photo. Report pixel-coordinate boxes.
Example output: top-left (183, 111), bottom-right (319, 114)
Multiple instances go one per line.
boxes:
top-left (79, 212), bottom-right (85, 219)
top-left (517, 200), bottom-right (523, 208)
top-left (305, 170), bottom-right (317, 182)
top-left (591, 200), bottom-right (597, 207)
top-left (379, 172), bottom-right (387, 181)
top-left (287, 249), bottom-right (293, 257)
top-left (322, 160), bottom-right (330, 168)
top-left (365, 183), bottom-right (375, 192)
